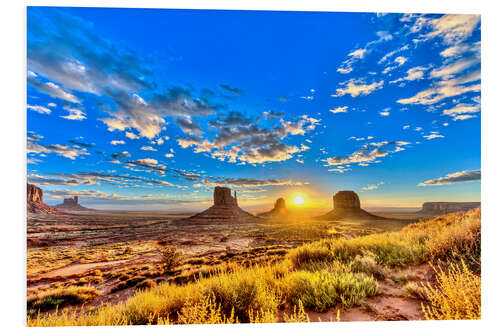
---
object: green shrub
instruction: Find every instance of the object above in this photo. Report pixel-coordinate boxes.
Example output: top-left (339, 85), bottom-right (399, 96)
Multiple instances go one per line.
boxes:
top-left (283, 269), bottom-right (378, 312)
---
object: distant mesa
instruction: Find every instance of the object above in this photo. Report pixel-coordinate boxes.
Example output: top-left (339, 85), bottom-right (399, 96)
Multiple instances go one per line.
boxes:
top-left (54, 196), bottom-right (95, 212)
top-left (418, 202), bottom-right (480, 215)
top-left (27, 183), bottom-right (62, 215)
top-left (175, 186), bottom-right (260, 224)
top-left (315, 190), bottom-right (384, 221)
top-left (258, 198), bottom-right (290, 218)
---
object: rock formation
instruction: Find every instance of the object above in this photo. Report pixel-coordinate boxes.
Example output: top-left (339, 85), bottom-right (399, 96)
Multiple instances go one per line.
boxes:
top-left (258, 198), bottom-right (290, 218)
top-left (175, 186), bottom-right (259, 224)
top-left (418, 202), bottom-right (480, 215)
top-left (27, 183), bottom-right (62, 214)
top-left (54, 196), bottom-right (94, 211)
top-left (315, 190), bottom-right (383, 221)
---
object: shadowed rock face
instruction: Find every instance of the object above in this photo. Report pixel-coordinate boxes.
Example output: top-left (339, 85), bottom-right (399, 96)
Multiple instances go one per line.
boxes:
top-left (258, 197), bottom-right (289, 218)
top-left (214, 186), bottom-right (237, 206)
top-left (175, 186), bottom-right (257, 225)
top-left (27, 183), bottom-right (43, 204)
top-left (315, 190), bottom-right (383, 221)
top-left (334, 191), bottom-right (360, 209)
top-left (275, 198), bottom-right (286, 211)
top-left (27, 183), bottom-right (62, 214)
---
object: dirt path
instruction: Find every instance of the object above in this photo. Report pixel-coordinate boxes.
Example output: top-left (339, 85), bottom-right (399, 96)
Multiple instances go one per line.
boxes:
top-left (306, 264), bottom-right (432, 322)
top-left (40, 260), bottom-right (127, 278)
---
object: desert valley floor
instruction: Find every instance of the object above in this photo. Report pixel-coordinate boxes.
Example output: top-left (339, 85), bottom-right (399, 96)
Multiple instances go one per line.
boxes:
top-left (27, 208), bottom-right (435, 321)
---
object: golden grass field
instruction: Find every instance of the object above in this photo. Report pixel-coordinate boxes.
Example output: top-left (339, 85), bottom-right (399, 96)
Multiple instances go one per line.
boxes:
top-left (26, 208), bottom-right (480, 326)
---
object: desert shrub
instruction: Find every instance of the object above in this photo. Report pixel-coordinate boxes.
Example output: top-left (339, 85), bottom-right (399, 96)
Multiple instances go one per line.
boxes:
top-left (111, 282), bottom-right (128, 293)
top-left (27, 286), bottom-right (99, 314)
top-left (283, 269), bottom-right (378, 312)
top-left (391, 272), bottom-right (418, 286)
top-left (283, 300), bottom-right (309, 323)
top-left (118, 274), bottom-right (131, 281)
top-left (350, 254), bottom-right (387, 280)
top-left (176, 294), bottom-right (238, 324)
top-left (403, 282), bottom-right (426, 300)
top-left (136, 279), bottom-right (156, 290)
top-left (199, 267), bottom-right (281, 322)
top-left (159, 246), bottom-right (183, 273)
top-left (288, 244), bottom-right (334, 270)
top-left (247, 308), bottom-right (277, 323)
top-left (122, 247), bottom-right (133, 255)
top-left (421, 261), bottom-right (480, 320)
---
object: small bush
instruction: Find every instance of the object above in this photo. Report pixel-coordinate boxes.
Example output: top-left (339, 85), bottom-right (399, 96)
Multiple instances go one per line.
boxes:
top-left (283, 300), bottom-right (309, 323)
top-left (135, 279), bottom-right (156, 290)
top-left (283, 269), bottom-right (378, 312)
top-left (421, 261), bottom-right (480, 320)
top-left (176, 295), bottom-right (239, 325)
top-left (159, 247), bottom-right (183, 273)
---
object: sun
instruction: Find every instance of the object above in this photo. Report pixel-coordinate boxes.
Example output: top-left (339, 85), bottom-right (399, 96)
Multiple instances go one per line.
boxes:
top-left (293, 196), bottom-right (305, 205)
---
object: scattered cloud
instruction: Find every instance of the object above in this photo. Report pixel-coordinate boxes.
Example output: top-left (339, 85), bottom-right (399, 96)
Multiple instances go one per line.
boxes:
top-left (332, 79), bottom-right (384, 98)
top-left (362, 181), bottom-right (384, 191)
top-left (110, 140), bottom-right (125, 145)
top-left (418, 169), bottom-right (480, 186)
top-left (330, 106), bottom-right (348, 114)
top-left (27, 104), bottom-right (51, 114)
top-left (141, 146), bottom-right (158, 151)
top-left (60, 105), bottom-right (86, 120)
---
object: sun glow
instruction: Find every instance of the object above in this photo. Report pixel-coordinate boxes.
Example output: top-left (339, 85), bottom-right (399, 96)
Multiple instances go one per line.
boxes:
top-left (293, 196), bottom-right (305, 205)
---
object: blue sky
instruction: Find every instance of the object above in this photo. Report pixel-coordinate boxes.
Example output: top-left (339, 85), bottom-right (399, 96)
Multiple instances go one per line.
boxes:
top-left (27, 7), bottom-right (481, 211)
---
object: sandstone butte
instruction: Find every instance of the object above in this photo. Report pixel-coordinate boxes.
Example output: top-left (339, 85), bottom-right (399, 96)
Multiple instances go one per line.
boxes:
top-left (418, 201), bottom-right (480, 215)
top-left (174, 186), bottom-right (260, 224)
top-left (258, 197), bottom-right (290, 218)
top-left (54, 195), bottom-right (94, 211)
top-left (27, 183), bottom-right (62, 215)
top-left (314, 190), bottom-right (385, 221)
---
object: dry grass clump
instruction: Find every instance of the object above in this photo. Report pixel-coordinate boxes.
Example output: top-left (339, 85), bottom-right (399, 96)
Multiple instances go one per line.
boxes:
top-left (27, 286), bottom-right (99, 315)
top-left (283, 300), bottom-right (309, 323)
top-left (421, 261), bottom-right (480, 320)
top-left (283, 269), bottom-right (378, 312)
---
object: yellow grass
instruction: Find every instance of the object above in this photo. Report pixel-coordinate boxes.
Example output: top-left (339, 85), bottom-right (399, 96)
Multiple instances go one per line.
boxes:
top-left (421, 261), bottom-right (481, 320)
top-left (28, 208), bottom-right (481, 326)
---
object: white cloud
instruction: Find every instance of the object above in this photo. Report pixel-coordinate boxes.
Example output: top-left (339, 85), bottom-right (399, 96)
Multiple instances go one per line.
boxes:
top-left (141, 146), bottom-right (158, 151)
top-left (60, 106), bottom-right (86, 120)
top-left (362, 181), bottom-right (384, 191)
top-left (453, 114), bottom-right (477, 121)
top-left (330, 106), bottom-right (348, 114)
top-left (425, 14), bottom-right (480, 45)
top-left (27, 105), bottom-right (51, 114)
top-left (430, 57), bottom-right (479, 80)
top-left (418, 169), bottom-right (480, 186)
top-left (332, 79), bottom-right (384, 98)
top-left (379, 111), bottom-right (390, 116)
top-left (125, 132), bottom-right (139, 140)
top-left (423, 133), bottom-right (444, 140)
top-left (110, 140), bottom-right (125, 145)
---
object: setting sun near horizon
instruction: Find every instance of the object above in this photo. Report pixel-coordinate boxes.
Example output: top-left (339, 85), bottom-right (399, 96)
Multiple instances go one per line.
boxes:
top-left (293, 195), bottom-right (305, 205)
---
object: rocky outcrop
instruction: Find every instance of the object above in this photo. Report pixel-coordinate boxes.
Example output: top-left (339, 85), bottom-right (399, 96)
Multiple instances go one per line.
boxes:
top-left (418, 202), bottom-right (480, 215)
top-left (175, 186), bottom-right (258, 225)
top-left (315, 190), bottom-right (384, 221)
top-left (27, 183), bottom-right (62, 214)
top-left (214, 187), bottom-right (238, 206)
top-left (258, 198), bottom-right (290, 218)
top-left (54, 196), bottom-right (94, 212)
